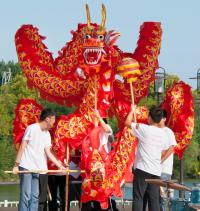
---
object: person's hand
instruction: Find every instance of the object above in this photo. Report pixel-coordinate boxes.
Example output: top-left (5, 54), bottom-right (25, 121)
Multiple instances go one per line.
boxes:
top-left (131, 104), bottom-right (136, 113)
top-left (12, 166), bottom-right (19, 175)
top-left (57, 160), bottom-right (67, 170)
top-left (63, 159), bottom-right (70, 168)
top-left (94, 110), bottom-right (100, 118)
top-left (58, 164), bottom-right (66, 171)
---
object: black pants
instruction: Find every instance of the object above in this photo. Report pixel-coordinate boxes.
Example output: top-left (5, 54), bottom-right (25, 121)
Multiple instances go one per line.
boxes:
top-left (38, 174), bottom-right (48, 211)
top-left (132, 169), bottom-right (160, 211)
top-left (48, 175), bottom-right (82, 211)
top-left (48, 175), bottom-right (66, 211)
top-left (81, 199), bottom-right (119, 211)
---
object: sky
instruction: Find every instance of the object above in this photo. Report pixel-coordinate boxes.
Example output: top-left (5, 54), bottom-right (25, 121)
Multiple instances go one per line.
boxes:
top-left (1, 0), bottom-right (200, 89)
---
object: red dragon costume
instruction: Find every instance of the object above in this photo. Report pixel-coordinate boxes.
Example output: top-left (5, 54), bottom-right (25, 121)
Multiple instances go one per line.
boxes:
top-left (13, 4), bottom-right (194, 208)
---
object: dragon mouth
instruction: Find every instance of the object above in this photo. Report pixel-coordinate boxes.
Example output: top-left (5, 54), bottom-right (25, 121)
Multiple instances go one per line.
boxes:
top-left (83, 47), bottom-right (106, 65)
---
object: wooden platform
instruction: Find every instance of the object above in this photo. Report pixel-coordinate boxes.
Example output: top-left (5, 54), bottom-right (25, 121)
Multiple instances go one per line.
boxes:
top-left (0, 205), bottom-right (132, 211)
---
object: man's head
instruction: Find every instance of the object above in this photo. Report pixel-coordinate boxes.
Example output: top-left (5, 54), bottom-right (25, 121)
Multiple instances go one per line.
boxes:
top-left (148, 106), bottom-right (166, 125)
top-left (159, 109), bottom-right (167, 127)
top-left (39, 108), bottom-right (56, 130)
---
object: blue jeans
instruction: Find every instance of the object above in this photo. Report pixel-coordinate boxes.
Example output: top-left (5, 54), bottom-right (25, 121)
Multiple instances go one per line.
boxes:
top-left (160, 173), bottom-right (171, 211)
top-left (161, 173), bottom-right (171, 181)
top-left (18, 167), bottom-right (39, 211)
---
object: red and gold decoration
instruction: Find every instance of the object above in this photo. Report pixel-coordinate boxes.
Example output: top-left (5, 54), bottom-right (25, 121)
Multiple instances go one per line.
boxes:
top-left (161, 81), bottom-right (194, 159)
top-left (117, 58), bottom-right (141, 83)
top-left (13, 99), bottom-right (42, 151)
top-left (12, 3), bottom-right (193, 209)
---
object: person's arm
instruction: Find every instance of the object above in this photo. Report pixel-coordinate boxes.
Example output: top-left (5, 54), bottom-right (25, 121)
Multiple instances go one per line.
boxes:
top-left (161, 145), bottom-right (175, 163)
top-left (45, 146), bottom-right (65, 169)
top-left (94, 110), bottom-right (111, 133)
top-left (161, 128), bottom-right (177, 163)
top-left (12, 140), bottom-right (28, 174)
top-left (125, 104), bottom-right (136, 128)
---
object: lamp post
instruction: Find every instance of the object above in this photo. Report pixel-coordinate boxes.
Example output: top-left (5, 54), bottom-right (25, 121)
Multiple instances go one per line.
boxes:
top-left (184, 68), bottom-right (200, 199)
top-left (189, 68), bottom-right (200, 93)
top-left (154, 67), bottom-right (166, 105)
top-left (189, 68), bottom-right (200, 125)
top-left (197, 68), bottom-right (200, 92)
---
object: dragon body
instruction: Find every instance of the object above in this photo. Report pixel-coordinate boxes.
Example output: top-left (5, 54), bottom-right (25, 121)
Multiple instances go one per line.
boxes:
top-left (13, 4), bottom-right (194, 208)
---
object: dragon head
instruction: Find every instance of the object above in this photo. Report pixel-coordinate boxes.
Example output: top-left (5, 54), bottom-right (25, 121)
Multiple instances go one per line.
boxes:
top-left (69, 4), bottom-right (121, 75)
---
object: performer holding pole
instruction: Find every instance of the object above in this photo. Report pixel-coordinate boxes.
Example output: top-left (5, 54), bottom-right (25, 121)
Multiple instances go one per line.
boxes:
top-left (125, 105), bottom-right (171, 211)
top-left (65, 142), bottom-right (70, 211)
top-left (143, 110), bottom-right (177, 211)
top-left (12, 108), bottom-right (65, 211)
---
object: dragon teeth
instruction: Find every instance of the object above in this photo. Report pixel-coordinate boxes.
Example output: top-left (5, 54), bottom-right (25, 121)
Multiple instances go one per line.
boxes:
top-left (83, 47), bottom-right (106, 65)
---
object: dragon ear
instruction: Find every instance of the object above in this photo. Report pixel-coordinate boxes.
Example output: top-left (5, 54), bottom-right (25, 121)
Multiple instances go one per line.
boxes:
top-left (100, 4), bottom-right (106, 29)
top-left (86, 4), bottom-right (91, 28)
top-left (105, 30), bottom-right (121, 46)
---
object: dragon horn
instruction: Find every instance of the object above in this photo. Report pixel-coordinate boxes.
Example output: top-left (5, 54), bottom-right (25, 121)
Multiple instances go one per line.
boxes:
top-left (86, 4), bottom-right (91, 28)
top-left (101, 4), bottom-right (106, 29)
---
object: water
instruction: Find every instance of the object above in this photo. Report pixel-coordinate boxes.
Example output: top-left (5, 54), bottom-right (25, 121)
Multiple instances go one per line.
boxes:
top-left (0, 183), bottom-right (19, 201)
top-left (121, 182), bottom-right (194, 200)
top-left (0, 181), bottom-right (198, 201)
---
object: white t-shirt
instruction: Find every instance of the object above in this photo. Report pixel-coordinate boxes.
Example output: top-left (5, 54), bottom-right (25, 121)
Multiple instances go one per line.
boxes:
top-left (20, 123), bottom-right (51, 170)
top-left (99, 124), bottom-right (113, 153)
top-left (161, 127), bottom-right (177, 175)
top-left (131, 123), bottom-right (168, 176)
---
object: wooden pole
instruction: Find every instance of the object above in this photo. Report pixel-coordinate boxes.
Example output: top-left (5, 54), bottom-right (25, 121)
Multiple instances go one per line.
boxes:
top-left (179, 158), bottom-right (184, 198)
top-left (94, 75), bottom-right (98, 127)
top-left (130, 83), bottom-right (137, 122)
top-left (34, 88), bottom-right (39, 101)
top-left (4, 169), bottom-right (85, 174)
top-left (94, 76), bottom-right (97, 111)
top-left (47, 185), bottom-right (52, 201)
top-left (65, 142), bottom-right (70, 211)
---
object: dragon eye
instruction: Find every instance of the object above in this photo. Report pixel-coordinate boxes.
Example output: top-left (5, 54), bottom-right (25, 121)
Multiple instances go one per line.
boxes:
top-left (85, 34), bottom-right (91, 39)
top-left (98, 34), bottom-right (104, 40)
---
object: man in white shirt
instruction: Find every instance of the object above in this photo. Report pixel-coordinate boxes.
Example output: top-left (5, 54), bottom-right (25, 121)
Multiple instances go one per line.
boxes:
top-left (13, 108), bottom-right (65, 211)
top-left (143, 110), bottom-right (177, 211)
top-left (125, 105), bottom-right (169, 211)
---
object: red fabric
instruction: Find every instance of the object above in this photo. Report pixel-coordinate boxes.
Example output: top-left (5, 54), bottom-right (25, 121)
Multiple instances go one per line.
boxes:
top-left (161, 81), bottom-right (194, 159)
top-left (13, 99), bottom-right (42, 150)
top-left (89, 126), bottom-right (101, 150)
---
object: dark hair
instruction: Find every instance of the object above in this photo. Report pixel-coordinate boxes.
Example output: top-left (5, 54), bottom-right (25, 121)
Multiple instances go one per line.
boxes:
top-left (103, 118), bottom-right (108, 124)
top-left (163, 109), bottom-right (167, 118)
top-left (39, 108), bottom-right (56, 121)
top-left (149, 106), bottom-right (165, 123)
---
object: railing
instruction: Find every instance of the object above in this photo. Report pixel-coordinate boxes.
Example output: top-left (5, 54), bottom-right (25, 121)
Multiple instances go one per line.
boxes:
top-left (115, 199), bottom-right (132, 206)
top-left (70, 200), bottom-right (79, 207)
top-left (0, 200), bottom-right (19, 207)
top-left (0, 199), bottom-right (133, 208)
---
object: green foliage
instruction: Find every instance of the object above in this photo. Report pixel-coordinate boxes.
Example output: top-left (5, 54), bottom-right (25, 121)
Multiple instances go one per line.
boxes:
top-left (173, 99), bottom-right (200, 179)
top-left (108, 115), bottom-right (119, 135)
top-left (165, 74), bottom-right (179, 90)
top-left (173, 139), bottom-right (200, 179)
top-left (0, 139), bottom-right (18, 181)
top-left (0, 73), bottom-right (35, 137)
